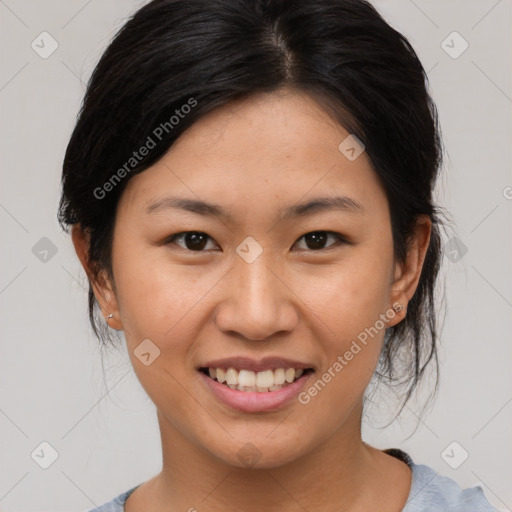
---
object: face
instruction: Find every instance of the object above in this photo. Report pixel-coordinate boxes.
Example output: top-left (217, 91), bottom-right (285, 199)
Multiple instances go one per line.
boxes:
top-left (74, 88), bottom-right (430, 470)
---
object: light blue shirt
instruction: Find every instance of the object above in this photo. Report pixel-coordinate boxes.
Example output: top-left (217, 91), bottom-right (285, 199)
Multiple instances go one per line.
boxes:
top-left (86, 449), bottom-right (497, 511)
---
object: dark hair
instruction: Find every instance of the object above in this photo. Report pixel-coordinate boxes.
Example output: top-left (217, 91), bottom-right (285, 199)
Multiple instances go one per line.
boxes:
top-left (58, 0), bottom-right (452, 416)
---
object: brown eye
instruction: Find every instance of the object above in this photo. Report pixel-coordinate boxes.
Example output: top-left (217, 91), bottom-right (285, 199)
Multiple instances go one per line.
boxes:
top-left (166, 232), bottom-right (217, 251)
top-left (165, 230), bottom-right (347, 252)
top-left (294, 231), bottom-right (346, 251)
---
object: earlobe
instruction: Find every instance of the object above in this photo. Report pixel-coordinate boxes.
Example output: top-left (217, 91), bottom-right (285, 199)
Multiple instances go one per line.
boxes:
top-left (71, 225), bottom-right (123, 330)
top-left (89, 271), bottom-right (123, 330)
top-left (105, 311), bottom-right (123, 330)
top-left (388, 216), bottom-right (432, 325)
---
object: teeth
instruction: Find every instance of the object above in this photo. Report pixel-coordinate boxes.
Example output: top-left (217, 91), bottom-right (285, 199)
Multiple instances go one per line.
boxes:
top-left (274, 368), bottom-right (285, 385)
top-left (256, 369), bottom-right (274, 388)
top-left (285, 368), bottom-right (295, 383)
top-left (238, 369), bottom-right (256, 387)
top-left (225, 368), bottom-right (238, 385)
top-left (205, 366), bottom-right (309, 391)
top-left (216, 368), bottom-right (226, 383)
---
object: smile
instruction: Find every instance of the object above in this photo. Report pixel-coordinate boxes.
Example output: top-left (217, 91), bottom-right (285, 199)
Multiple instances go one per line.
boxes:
top-left (197, 365), bottom-right (315, 413)
top-left (199, 367), bottom-right (314, 392)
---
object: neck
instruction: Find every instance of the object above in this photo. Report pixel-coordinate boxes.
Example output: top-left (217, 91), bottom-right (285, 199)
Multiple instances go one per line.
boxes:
top-left (144, 404), bottom-right (394, 512)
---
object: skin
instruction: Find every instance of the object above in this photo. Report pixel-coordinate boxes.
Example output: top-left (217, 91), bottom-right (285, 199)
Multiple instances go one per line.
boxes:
top-left (73, 87), bottom-right (431, 512)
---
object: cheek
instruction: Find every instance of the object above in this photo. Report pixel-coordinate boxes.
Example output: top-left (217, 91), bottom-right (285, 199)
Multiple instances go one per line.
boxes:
top-left (299, 267), bottom-right (392, 417)
top-left (112, 243), bottom-right (227, 356)
top-left (304, 253), bottom-right (393, 343)
top-left (111, 240), bottom-right (192, 339)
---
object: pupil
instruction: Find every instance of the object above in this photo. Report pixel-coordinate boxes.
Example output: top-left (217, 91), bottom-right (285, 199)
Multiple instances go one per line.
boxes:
top-left (186, 232), bottom-right (207, 250)
top-left (306, 232), bottom-right (327, 250)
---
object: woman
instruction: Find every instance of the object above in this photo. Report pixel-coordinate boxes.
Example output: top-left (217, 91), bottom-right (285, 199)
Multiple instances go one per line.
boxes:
top-left (58, 0), bottom-right (496, 510)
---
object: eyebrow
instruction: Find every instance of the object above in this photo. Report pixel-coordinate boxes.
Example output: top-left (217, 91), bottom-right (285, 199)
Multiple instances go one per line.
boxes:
top-left (144, 195), bottom-right (365, 221)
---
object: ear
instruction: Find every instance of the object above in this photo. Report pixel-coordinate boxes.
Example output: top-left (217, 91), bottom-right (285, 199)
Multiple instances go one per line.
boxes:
top-left (71, 224), bottom-right (123, 330)
top-left (387, 215), bottom-right (432, 327)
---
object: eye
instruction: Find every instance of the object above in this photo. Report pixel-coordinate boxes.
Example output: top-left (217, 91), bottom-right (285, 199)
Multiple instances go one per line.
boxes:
top-left (166, 231), bottom-right (218, 252)
top-left (165, 230), bottom-right (348, 252)
top-left (293, 231), bottom-right (347, 251)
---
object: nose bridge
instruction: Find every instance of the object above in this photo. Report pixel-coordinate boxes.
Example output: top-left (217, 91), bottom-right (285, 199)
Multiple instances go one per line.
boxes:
top-left (238, 250), bottom-right (278, 309)
top-left (215, 246), bottom-right (296, 340)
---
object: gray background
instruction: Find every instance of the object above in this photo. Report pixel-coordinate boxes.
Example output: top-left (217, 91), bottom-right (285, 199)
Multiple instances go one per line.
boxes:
top-left (0, 0), bottom-right (511, 510)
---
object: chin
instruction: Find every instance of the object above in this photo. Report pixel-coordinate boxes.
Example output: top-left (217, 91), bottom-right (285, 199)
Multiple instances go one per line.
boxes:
top-left (210, 437), bottom-right (310, 470)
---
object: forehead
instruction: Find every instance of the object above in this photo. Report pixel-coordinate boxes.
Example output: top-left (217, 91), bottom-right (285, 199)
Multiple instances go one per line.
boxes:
top-left (118, 89), bottom-right (389, 223)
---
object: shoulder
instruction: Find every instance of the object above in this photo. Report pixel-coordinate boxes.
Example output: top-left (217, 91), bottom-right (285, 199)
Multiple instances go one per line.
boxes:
top-left (404, 461), bottom-right (498, 512)
top-left (85, 484), bottom-right (141, 512)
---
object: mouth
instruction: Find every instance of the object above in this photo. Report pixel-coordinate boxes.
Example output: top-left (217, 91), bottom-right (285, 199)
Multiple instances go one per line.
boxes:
top-left (198, 366), bottom-right (315, 393)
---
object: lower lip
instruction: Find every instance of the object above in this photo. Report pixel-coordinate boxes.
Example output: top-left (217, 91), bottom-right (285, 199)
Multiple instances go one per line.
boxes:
top-left (197, 370), bottom-right (313, 413)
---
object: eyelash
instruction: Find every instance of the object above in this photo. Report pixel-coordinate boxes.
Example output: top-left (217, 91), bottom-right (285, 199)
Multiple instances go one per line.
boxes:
top-left (164, 231), bottom-right (348, 252)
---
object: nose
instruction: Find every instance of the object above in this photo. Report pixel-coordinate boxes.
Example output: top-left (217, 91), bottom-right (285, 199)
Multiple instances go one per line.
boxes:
top-left (214, 254), bottom-right (298, 341)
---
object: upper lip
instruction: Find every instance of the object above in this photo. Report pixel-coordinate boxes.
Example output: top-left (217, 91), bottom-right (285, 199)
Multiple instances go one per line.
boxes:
top-left (199, 356), bottom-right (314, 373)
